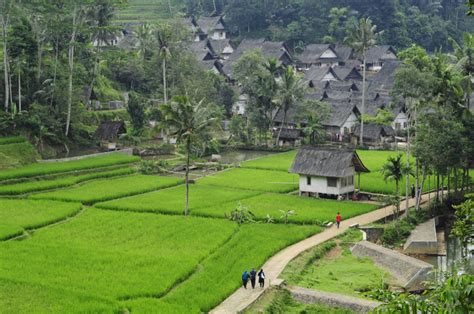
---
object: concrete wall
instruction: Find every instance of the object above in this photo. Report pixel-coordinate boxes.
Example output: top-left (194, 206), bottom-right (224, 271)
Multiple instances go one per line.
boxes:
top-left (403, 218), bottom-right (438, 255)
top-left (38, 149), bottom-right (133, 163)
top-left (290, 286), bottom-right (381, 313)
top-left (351, 241), bottom-right (433, 291)
top-left (299, 174), bottom-right (355, 196)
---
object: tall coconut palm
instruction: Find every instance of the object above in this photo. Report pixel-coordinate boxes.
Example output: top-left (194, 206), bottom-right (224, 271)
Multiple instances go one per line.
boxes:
top-left (450, 32), bottom-right (474, 110)
top-left (1, 0), bottom-right (14, 112)
top-left (380, 154), bottom-right (413, 219)
top-left (156, 24), bottom-right (173, 104)
top-left (160, 96), bottom-right (219, 216)
top-left (275, 66), bottom-right (305, 146)
top-left (346, 17), bottom-right (382, 146)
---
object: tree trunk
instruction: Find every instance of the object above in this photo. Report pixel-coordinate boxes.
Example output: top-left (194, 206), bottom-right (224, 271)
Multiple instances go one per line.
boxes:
top-left (163, 57), bottom-right (167, 104)
top-left (416, 162), bottom-right (427, 212)
top-left (2, 5), bottom-right (11, 113)
top-left (184, 139), bottom-right (190, 216)
top-left (396, 181), bottom-right (400, 219)
top-left (50, 40), bottom-right (59, 108)
top-left (167, 0), bottom-right (172, 15)
top-left (66, 4), bottom-right (78, 137)
top-left (360, 57), bottom-right (366, 147)
top-left (17, 64), bottom-right (21, 113)
top-left (87, 49), bottom-right (100, 110)
top-left (436, 172), bottom-right (440, 202)
top-left (405, 117), bottom-right (410, 218)
top-left (275, 110), bottom-right (287, 146)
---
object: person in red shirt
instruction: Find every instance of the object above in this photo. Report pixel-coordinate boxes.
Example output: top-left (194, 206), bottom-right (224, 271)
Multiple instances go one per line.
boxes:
top-left (336, 212), bottom-right (342, 228)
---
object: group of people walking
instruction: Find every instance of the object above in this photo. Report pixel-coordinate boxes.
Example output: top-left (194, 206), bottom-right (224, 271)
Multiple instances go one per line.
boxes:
top-left (240, 212), bottom-right (344, 290)
top-left (242, 268), bottom-right (265, 289)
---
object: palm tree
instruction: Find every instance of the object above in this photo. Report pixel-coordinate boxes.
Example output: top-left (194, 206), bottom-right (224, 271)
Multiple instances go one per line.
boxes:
top-left (160, 96), bottom-right (219, 216)
top-left (156, 24), bottom-right (172, 104)
top-left (136, 23), bottom-right (154, 61)
top-left (450, 32), bottom-right (474, 110)
top-left (275, 66), bottom-right (305, 146)
top-left (346, 17), bottom-right (382, 146)
top-left (380, 154), bottom-right (413, 219)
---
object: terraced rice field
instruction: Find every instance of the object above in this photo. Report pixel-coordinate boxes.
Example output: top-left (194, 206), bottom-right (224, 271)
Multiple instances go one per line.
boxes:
top-left (0, 149), bottom-right (388, 313)
top-left (30, 174), bottom-right (183, 204)
top-left (0, 199), bottom-right (82, 240)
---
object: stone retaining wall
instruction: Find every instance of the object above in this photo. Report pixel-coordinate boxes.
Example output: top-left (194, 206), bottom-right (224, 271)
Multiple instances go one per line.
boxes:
top-left (403, 218), bottom-right (438, 254)
top-left (289, 286), bottom-right (381, 313)
top-left (38, 149), bottom-right (133, 163)
top-left (350, 241), bottom-right (433, 291)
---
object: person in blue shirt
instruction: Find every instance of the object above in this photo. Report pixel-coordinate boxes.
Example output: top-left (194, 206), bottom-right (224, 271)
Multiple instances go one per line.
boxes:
top-left (250, 268), bottom-right (257, 289)
top-left (242, 270), bottom-right (249, 289)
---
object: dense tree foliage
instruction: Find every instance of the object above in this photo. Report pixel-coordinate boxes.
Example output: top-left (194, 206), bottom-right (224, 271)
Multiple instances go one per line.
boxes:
top-left (186, 0), bottom-right (473, 51)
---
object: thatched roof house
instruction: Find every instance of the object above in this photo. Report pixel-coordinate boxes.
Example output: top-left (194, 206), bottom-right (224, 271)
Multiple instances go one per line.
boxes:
top-left (289, 146), bottom-right (369, 197)
top-left (273, 128), bottom-right (302, 147)
top-left (353, 123), bottom-right (395, 145)
top-left (95, 121), bottom-right (126, 149)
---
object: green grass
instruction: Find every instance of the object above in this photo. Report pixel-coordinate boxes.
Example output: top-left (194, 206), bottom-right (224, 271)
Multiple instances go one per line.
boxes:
top-left (96, 184), bottom-right (262, 214)
top-left (0, 141), bottom-right (39, 169)
top-left (0, 153), bottom-right (139, 181)
top-left (245, 288), bottom-right (355, 314)
top-left (0, 199), bottom-right (82, 240)
top-left (0, 208), bottom-right (237, 312)
top-left (198, 168), bottom-right (299, 193)
top-left (30, 174), bottom-right (183, 204)
top-left (0, 208), bottom-right (318, 313)
top-left (136, 223), bottom-right (319, 312)
top-left (195, 193), bottom-right (378, 224)
top-left (0, 136), bottom-right (27, 145)
top-left (241, 151), bottom-right (297, 172)
top-left (0, 167), bottom-right (135, 195)
top-left (281, 229), bottom-right (391, 298)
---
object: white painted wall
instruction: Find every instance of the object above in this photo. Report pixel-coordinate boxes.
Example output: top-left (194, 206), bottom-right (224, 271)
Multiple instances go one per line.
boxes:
top-left (320, 49), bottom-right (337, 59)
top-left (340, 112), bottom-right (358, 135)
top-left (299, 174), bottom-right (355, 195)
top-left (393, 111), bottom-right (408, 130)
top-left (211, 31), bottom-right (227, 40)
top-left (232, 94), bottom-right (248, 115)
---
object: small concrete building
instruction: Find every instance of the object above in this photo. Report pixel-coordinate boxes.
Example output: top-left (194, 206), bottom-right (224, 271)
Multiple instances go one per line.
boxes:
top-left (289, 147), bottom-right (369, 197)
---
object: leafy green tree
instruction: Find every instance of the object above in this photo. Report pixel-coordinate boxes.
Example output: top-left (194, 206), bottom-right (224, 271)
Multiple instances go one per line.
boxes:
top-left (450, 32), bottom-right (474, 110)
top-left (160, 96), bottom-right (219, 216)
top-left (451, 195), bottom-right (473, 258)
top-left (380, 154), bottom-right (413, 219)
top-left (346, 17), bottom-right (382, 147)
top-left (127, 93), bottom-right (146, 136)
top-left (274, 66), bottom-right (305, 145)
top-left (362, 108), bottom-right (395, 126)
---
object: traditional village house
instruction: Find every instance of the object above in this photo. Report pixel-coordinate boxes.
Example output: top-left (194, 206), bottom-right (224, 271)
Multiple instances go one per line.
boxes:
top-left (93, 30), bottom-right (125, 47)
top-left (273, 128), bottom-right (302, 147)
top-left (298, 44), bottom-right (340, 69)
top-left (332, 65), bottom-right (363, 81)
top-left (392, 106), bottom-right (408, 131)
top-left (304, 66), bottom-right (339, 88)
top-left (94, 121), bottom-right (126, 150)
top-left (365, 45), bottom-right (397, 72)
top-left (208, 39), bottom-right (235, 60)
top-left (232, 93), bottom-right (248, 116)
top-left (195, 16), bottom-right (227, 41)
top-left (321, 101), bottom-right (360, 141)
top-left (352, 123), bottom-right (395, 146)
top-left (289, 146), bottom-right (369, 198)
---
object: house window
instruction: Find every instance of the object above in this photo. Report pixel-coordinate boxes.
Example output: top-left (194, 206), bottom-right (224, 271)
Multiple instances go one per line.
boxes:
top-left (349, 176), bottom-right (354, 185)
top-left (307, 176), bottom-right (311, 186)
top-left (327, 177), bottom-right (337, 187)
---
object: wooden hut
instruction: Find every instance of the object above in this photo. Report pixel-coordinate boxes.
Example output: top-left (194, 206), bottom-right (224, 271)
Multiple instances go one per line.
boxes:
top-left (289, 146), bottom-right (369, 198)
top-left (94, 121), bottom-right (126, 150)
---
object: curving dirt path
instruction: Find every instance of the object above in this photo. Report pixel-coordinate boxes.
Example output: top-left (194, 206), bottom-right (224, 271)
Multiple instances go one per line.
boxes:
top-left (211, 192), bottom-right (438, 314)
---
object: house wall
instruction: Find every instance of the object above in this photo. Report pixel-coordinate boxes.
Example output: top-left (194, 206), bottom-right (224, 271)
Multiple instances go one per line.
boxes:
top-left (299, 174), bottom-right (355, 195)
top-left (340, 112), bottom-right (358, 135)
top-left (232, 94), bottom-right (248, 115)
top-left (393, 112), bottom-right (408, 130)
top-left (211, 31), bottom-right (227, 40)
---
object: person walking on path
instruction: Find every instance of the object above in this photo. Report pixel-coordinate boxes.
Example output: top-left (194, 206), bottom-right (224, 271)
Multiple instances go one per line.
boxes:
top-left (242, 270), bottom-right (249, 289)
top-left (336, 212), bottom-right (342, 229)
top-left (250, 268), bottom-right (257, 289)
top-left (258, 269), bottom-right (265, 288)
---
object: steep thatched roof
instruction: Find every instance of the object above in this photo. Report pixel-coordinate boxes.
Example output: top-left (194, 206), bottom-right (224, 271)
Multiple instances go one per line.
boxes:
top-left (304, 66), bottom-right (339, 85)
top-left (209, 39), bottom-right (233, 55)
top-left (272, 128), bottom-right (301, 140)
top-left (366, 45), bottom-right (397, 63)
top-left (332, 65), bottom-right (362, 81)
top-left (94, 121), bottom-right (126, 141)
top-left (290, 146), bottom-right (369, 177)
top-left (322, 102), bottom-right (359, 127)
top-left (353, 123), bottom-right (395, 140)
top-left (333, 45), bottom-right (355, 62)
top-left (196, 16), bottom-right (225, 34)
top-left (298, 44), bottom-right (336, 64)
top-left (368, 60), bottom-right (401, 92)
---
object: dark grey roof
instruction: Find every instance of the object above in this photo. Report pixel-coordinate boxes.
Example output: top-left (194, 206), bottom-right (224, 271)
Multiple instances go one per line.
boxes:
top-left (209, 39), bottom-right (233, 55)
top-left (94, 121), bottom-right (126, 141)
top-left (322, 102), bottom-right (359, 127)
top-left (304, 66), bottom-right (339, 84)
top-left (353, 123), bottom-right (395, 140)
top-left (196, 16), bottom-right (225, 34)
top-left (298, 44), bottom-right (335, 64)
top-left (261, 41), bottom-right (292, 62)
top-left (332, 65), bottom-right (362, 81)
top-left (289, 146), bottom-right (369, 177)
top-left (366, 45), bottom-right (397, 63)
top-left (272, 128), bottom-right (301, 140)
top-left (325, 81), bottom-right (360, 92)
top-left (368, 60), bottom-right (401, 92)
top-left (189, 40), bottom-right (216, 61)
top-left (333, 45), bottom-right (355, 61)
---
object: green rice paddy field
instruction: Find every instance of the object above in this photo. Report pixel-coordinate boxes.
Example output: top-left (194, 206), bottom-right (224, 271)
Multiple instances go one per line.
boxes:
top-left (1, 148), bottom-right (423, 313)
